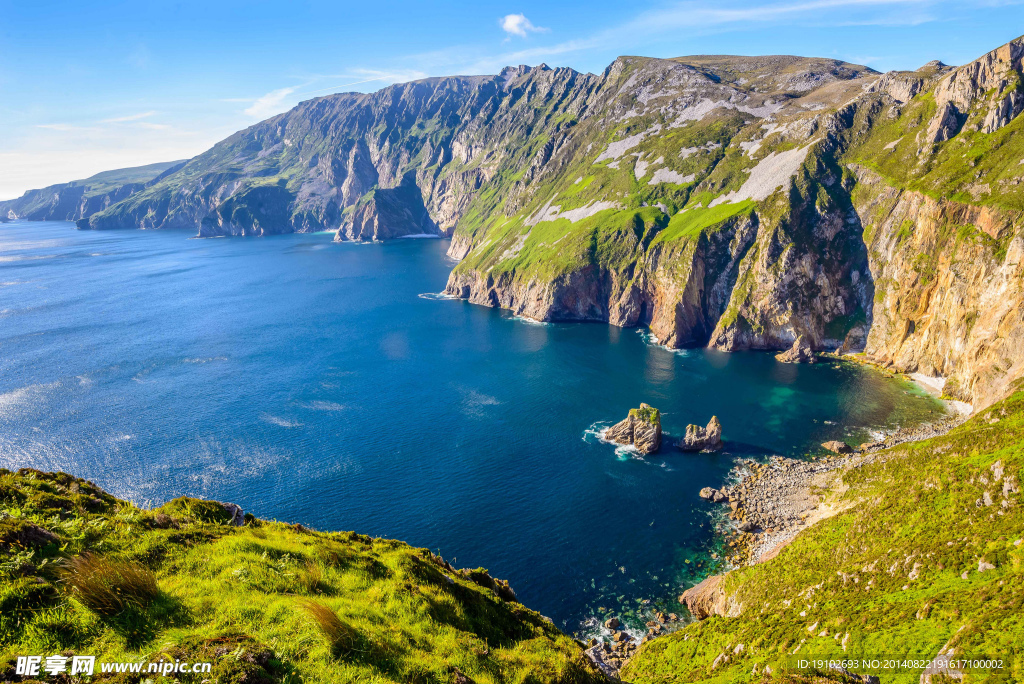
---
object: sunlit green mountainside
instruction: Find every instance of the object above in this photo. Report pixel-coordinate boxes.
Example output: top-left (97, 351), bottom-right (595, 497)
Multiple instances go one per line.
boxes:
top-left (72, 55), bottom-right (875, 243)
top-left (0, 161), bottom-right (186, 222)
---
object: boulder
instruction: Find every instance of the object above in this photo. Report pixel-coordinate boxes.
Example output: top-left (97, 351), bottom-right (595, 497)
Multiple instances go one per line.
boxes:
top-left (699, 487), bottom-right (729, 503)
top-left (604, 617), bottom-right (620, 630)
top-left (605, 403), bottom-right (662, 454)
top-left (822, 440), bottom-right (853, 454)
top-left (775, 335), bottom-right (816, 363)
top-left (678, 416), bottom-right (723, 452)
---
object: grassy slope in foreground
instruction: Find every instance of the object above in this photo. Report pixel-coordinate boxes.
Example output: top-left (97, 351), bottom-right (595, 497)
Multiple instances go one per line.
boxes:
top-left (0, 474), bottom-right (599, 684)
top-left (623, 389), bottom-right (1024, 683)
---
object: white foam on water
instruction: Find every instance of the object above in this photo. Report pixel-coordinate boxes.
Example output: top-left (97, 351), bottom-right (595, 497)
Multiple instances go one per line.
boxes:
top-left (512, 315), bottom-right (552, 325)
top-left (582, 421), bottom-right (614, 444)
top-left (636, 328), bottom-right (692, 356)
top-left (0, 381), bottom-right (61, 418)
top-left (260, 413), bottom-right (303, 428)
top-left (398, 233), bottom-right (442, 239)
top-left (418, 292), bottom-right (460, 300)
top-left (301, 400), bottom-right (346, 412)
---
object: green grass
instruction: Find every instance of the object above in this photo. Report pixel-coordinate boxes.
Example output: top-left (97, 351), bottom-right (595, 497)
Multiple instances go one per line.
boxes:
top-left (629, 405), bottom-right (661, 424)
top-left (622, 388), bottom-right (1024, 684)
top-left (0, 470), bottom-right (600, 684)
top-left (652, 201), bottom-right (756, 244)
top-left (844, 88), bottom-right (1024, 213)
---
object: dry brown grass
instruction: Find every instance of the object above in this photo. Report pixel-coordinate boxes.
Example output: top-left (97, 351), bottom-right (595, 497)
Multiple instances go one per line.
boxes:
top-left (61, 553), bottom-right (159, 617)
top-left (296, 599), bottom-right (358, 656)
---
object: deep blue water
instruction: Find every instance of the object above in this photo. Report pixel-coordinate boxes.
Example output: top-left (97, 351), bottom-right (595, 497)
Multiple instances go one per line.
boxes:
top-left (0, 220), bottom-right (943, 635)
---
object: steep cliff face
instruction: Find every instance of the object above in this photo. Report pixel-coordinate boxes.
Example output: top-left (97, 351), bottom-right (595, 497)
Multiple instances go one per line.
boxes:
top-left (851, 166), bottom-right (1024, 408)
top-left (442, 55), bottom-right (881, 357)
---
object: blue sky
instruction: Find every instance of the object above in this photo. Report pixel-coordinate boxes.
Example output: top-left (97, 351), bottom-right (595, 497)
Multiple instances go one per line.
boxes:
top-left (1, 0), bottom-right (1022, 199)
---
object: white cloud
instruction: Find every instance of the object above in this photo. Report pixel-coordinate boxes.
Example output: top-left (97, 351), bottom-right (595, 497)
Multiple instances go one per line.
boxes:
top-left (35, 123), bottom-right (95, 132)
top-left (100, 111), bottom-right (157, 123)
top-left (244, 86), bottom-right (299, 118)
top-left (500, 13), bottom-right (548, 38)
top-left (303, 69), bottom-right (430, 96)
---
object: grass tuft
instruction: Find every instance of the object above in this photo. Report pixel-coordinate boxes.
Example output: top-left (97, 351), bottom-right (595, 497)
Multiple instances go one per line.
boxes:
top-left (297, 599), bottom-right (359, 657)
top-left (61, 553), bottom-right (159, 617)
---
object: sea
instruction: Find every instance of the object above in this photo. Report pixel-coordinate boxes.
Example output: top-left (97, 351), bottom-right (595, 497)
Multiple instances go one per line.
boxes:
top-left (0, 220), bottom-right (945, 636)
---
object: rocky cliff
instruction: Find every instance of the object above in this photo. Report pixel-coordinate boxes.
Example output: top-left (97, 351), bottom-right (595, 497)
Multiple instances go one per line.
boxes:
top-left (440, 37), bottom-right (1024, 410)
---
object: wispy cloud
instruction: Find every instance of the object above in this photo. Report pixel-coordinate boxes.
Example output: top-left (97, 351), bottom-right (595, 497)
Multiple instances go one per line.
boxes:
top-left (100, 111), bottom-right (157, 123)
top-left (244, 86), bottom-right (299, 118)
top-left (500, 13), bottom-right (549, 39)
top-left (35, 123), bottom-right (94, 132)
top-left (625, 0), bottom-right (934, 32)
top-left (304, 69), bottom-right (431, 96)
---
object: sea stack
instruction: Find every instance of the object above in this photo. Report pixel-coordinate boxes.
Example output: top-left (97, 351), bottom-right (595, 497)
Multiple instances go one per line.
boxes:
top-left (605, 403), bottom-right (662, 454)
top-left (678, 416), bottom-right (723, 452)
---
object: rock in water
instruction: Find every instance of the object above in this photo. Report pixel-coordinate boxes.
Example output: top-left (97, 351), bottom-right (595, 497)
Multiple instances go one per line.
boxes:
top-left (605, 403), bottom-right (662, 454)
top-left (775, 335), bottom-right (816, 363)
top-left (679, 416), bottom-right (723, 452)
top-left (822, 440), bottom-right (853, 454)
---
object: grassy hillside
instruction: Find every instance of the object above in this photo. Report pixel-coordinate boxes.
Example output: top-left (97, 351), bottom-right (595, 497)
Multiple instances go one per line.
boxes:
top-left (622, 388), bottom-right (1024, 683)
top-left (75, 161), bottom-right (189, 196)
top-left (0, 471), bottom-right (599, 683)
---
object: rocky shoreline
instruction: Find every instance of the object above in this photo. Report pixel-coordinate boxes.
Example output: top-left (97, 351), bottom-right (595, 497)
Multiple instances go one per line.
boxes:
top-left (685, 410), bottom-right (968, 602)
top-left (586, 406), bottom-right (968, 678)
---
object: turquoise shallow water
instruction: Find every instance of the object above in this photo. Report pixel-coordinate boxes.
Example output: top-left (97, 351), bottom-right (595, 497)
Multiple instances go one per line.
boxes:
top-left (0, 220), bottom-right (943, 634)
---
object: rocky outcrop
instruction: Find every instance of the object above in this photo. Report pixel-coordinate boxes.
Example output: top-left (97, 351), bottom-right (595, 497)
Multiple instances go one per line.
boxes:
top-left (678, 416), bottom-right (723, 452)
top-left (775, 335), bottom-right (816, 363)
top-left (337, 175), bottom-right (440, 241)
top-left (679, 574), bottom-right (739, 619)
top-left (930, 35), bottom-right (1024, 137)
top-left (605, 404), bottom-right (662, 454)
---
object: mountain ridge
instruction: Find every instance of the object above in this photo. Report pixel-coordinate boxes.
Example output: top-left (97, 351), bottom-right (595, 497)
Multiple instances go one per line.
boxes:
top-left (6, 36), bottom-right (1024, 410)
